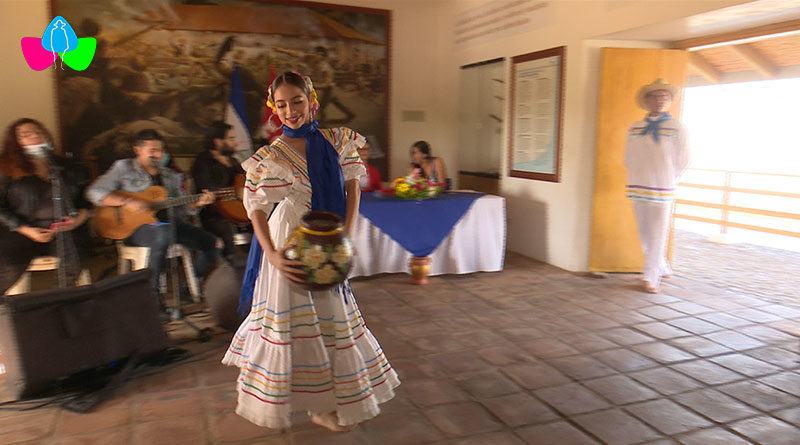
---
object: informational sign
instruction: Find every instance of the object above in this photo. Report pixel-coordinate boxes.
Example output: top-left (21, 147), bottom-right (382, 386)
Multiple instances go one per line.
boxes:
top-left (509, 46), bottom-right (565, 182)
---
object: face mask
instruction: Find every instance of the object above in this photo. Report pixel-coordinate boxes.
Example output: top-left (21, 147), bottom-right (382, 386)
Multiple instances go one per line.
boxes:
top-left (23, 142), bottom-right (53, 158)
top-left (159, 153), bottom-right (171, 168)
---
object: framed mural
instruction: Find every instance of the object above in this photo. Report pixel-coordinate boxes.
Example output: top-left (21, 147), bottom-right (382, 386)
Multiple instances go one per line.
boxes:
top-left (50, 0), bottom-right (391, 178)
top-left (508, 46), bottom-right (564, 182)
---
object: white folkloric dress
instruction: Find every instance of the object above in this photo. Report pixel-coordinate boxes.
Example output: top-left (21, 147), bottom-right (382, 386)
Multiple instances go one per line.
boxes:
top-left (222, 127), bottom-right (400, 429)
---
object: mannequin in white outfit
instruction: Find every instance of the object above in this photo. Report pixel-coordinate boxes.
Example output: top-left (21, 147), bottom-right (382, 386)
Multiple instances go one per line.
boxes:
top-left (624, 79), bottom-right (690, 294)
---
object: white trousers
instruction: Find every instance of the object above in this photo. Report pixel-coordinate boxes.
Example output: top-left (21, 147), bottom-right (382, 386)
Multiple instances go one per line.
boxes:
top-left (632, 199), bottom-right (673, 286)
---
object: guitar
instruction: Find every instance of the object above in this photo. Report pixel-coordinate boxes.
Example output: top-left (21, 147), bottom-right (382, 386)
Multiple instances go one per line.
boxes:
top-left (214, 174), bottom-right (249, 223)
top-left (93, 186), bottom-right (237, 239)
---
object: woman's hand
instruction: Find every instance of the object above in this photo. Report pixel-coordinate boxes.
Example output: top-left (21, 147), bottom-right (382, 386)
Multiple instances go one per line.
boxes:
top-left (53, 209), bottom-right (89, 232)
top-left (250, 208), bottom-right (305, 284)
top-left (267, 245), bottom-right (307, 284)
top-left (16, 225), bottom-right (55, 243)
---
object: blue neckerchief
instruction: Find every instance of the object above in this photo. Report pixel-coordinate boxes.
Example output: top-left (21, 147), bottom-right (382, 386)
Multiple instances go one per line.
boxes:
top-left (237, 121), bottom-right (347, 316)
top-left (282, 121), bottom-right (346, 219)
top-left (641, 112), bottom-right (671, 143)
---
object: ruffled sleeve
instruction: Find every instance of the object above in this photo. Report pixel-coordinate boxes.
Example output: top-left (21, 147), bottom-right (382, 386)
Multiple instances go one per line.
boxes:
top-left (241, 145), bottom-right (294, 218)
top-left (322, 127), bottom-right (367, 182)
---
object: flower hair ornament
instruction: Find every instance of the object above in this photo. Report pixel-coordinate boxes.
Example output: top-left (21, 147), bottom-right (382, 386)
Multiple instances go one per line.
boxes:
top-left (265, 71), bottom-right (320, 115)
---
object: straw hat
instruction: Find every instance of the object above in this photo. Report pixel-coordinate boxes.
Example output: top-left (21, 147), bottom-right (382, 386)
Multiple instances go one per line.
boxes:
top-left (635, 78), bottom-right (678, 110)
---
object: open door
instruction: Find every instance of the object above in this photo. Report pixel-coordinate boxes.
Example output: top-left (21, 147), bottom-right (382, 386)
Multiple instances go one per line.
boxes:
top-left (589, 48), bottom-right (688, 272)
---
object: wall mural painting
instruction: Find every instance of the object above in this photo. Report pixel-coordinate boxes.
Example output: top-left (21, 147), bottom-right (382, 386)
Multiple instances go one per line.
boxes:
top-left (51, 0), bottom-right (391, 177)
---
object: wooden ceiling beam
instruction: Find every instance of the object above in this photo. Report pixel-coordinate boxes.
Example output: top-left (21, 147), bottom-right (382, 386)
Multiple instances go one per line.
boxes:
top-left (672, 18), bottom-right (800, 50)
top-left (726, 44), bottom-right (777, 79)
top-left (689, 52), bottom-right (722, 83)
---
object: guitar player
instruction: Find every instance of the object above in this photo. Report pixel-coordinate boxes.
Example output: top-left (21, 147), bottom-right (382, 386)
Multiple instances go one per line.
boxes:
top-left (85, 129), bottom-right (221, 298)
top-left (191, 121), bottom-right (246, 265)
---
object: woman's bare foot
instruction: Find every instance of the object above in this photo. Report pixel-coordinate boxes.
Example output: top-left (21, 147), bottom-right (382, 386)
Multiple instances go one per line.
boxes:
top-left (311, 412), bottom-right (354, 432)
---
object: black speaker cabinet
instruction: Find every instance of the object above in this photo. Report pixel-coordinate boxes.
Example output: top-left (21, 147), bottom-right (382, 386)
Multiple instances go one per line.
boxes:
top-left (0, 269), bottom-right (168, 400)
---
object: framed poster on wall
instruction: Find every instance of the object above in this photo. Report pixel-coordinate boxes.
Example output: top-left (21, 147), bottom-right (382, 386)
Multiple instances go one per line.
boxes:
top-left (49, 0), bottom-right (391, 178)
top-left (508, 46), bottom-right (565, 182)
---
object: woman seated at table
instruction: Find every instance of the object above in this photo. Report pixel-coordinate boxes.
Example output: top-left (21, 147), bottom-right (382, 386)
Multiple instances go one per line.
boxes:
top-left (357, 136), bottom-right (382, 192)
top-left (409, 140), bottom-right (449, 189)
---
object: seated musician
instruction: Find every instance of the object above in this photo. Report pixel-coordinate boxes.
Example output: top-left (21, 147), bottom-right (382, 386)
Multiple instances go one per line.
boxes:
top-left (191, 121), bottom-right (246, 265)
top-left (85, 129), bottom-right (220, 295)
top-left (0, 118), bottom-right (92, 293)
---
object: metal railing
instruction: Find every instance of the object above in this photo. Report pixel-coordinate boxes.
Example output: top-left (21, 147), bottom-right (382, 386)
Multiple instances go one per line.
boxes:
top-left (675, 168), bottom-right (800, 238)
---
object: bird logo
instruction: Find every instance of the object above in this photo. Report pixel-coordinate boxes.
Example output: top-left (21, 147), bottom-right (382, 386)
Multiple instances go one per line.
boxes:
top-left (21, 16), bottom-right (96, 71)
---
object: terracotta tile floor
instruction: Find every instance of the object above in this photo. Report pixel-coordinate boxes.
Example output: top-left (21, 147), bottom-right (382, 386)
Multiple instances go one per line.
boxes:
top-left (1, 251), bottom-right (799, 444)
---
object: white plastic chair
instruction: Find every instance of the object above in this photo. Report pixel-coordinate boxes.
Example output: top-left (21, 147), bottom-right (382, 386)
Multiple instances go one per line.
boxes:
top-left (116, 242), bottom-right (201, 302)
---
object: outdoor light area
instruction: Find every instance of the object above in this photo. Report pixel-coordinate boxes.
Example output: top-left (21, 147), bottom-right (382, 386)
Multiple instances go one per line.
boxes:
top-left (671, 78), bottom-right (800, 300)
top-left (676, 78), bottom-right (800, 253)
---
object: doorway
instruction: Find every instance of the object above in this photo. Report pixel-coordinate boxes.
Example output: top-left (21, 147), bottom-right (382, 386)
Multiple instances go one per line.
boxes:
top-left (590, 12), bottom-right (800, 301)
top-left (673, 78), bottom-right (800, 302)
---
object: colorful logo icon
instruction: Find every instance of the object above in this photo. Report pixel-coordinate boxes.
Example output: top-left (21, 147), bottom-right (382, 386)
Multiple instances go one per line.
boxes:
top-left (21, 16), bottom-right (96, 71)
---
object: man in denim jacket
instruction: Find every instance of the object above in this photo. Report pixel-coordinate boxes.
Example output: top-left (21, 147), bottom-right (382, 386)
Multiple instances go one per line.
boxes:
top-left (86, 129), bottom-right (220, 297)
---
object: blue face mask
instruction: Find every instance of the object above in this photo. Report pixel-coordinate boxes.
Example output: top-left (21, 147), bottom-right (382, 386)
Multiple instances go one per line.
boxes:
top-left (159, 153), bottom-right (171, 167)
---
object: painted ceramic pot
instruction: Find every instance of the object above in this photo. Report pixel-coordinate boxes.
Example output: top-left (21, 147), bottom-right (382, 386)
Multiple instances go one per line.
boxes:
top-left (409, 256), bottom-right (431, 285)
top-left (284, 210), bottom-right (353, 291)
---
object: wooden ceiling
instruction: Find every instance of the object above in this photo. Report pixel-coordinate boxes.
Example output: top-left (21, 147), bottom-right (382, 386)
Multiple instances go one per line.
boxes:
top-left (674, 19), bottom-right (800, 83)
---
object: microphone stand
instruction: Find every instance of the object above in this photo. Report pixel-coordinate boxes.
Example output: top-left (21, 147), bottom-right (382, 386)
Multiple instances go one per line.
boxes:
top-left (151, 158), bottom-right (210, 341)
top-left (48, 155), bottom-right (76, 288)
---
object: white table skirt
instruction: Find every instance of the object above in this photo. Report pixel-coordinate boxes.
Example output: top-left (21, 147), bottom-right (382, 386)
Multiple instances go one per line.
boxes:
top-left (350, 194), bottom-right (506, 277)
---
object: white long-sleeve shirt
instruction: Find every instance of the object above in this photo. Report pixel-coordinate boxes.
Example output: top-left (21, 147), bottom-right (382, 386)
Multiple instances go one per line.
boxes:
top-left (624, 116), bottom-right (690, 202)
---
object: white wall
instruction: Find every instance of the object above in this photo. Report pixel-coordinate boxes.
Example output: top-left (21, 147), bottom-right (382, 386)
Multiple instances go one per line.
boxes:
top-left (0, 0), bottom-right (58, 141)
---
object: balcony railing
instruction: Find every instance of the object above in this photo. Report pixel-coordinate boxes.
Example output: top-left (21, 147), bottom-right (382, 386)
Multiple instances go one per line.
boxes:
top-left (675, 168), bottom-right (800, 238)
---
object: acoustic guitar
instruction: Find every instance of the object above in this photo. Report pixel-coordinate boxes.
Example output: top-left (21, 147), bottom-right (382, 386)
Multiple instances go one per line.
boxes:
top-left (93, 186), bottom-right (237, 240)
top-left (214, 174), bottom-right (249, 223)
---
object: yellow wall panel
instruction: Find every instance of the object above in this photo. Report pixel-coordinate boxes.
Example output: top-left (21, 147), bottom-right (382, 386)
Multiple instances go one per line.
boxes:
top-left (589, 48), bottom-right (687, 272)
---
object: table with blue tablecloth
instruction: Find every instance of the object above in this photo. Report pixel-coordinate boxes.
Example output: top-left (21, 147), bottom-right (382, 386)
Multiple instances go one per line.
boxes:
top-left (350, 191), bottom-right (506, 278)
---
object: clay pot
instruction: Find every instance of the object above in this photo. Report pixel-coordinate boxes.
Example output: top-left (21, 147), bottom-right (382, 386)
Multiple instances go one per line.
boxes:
top-left (409, 256), bottom-right (431, 285)
top-left (284, 211), bottom-right (353, 291)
